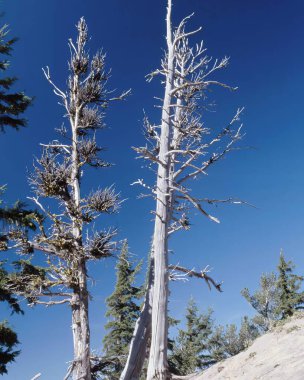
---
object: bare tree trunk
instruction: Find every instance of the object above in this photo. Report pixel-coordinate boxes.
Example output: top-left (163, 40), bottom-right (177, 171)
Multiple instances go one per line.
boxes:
top-left (70, 65), bottom-right (91, 379)
top-left (147, 220), bottom-right (169, 380)
top-left (120, 254), bottom-right (154, 380)
top-left (146, 1), bottom-right (174, 379)
top-left (71, 263), bottom-right (91, 380)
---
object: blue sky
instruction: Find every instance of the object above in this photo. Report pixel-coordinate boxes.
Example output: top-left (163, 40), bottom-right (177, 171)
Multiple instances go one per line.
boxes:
top-left (1, 0), bottom-right (304, 378)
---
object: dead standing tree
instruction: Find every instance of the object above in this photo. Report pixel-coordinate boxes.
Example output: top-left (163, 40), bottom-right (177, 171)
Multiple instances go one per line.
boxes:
top-left (3, 18), bottom-right (128, 380)
top-left (122, 1), bottom-right (244, 379)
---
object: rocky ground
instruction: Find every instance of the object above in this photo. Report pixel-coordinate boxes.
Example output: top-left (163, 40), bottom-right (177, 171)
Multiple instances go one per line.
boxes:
top-left (190, 313), bottom-right (304, 380)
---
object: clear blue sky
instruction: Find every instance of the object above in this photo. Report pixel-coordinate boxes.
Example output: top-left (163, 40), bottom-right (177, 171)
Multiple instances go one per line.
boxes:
top-left (1, 0), bottom-right (304, 378)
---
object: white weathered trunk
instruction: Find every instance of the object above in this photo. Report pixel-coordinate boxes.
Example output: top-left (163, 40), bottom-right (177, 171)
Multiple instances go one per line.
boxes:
top-left (146, 1), bottom-right (174, 378)
top-left (120, 252), bottom-right (154, 380)
top-left (70, 73), bottom-right (91, 380)
top-left (168, 95), bottom-right (182, 219)
top-left (71, 263), bottom-right (91, 380)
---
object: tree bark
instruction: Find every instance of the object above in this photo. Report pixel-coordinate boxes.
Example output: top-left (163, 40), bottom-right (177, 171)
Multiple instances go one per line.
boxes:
top-left (146, 1), bottom-right (174, 378)
top-left (71, 262), bottom-right (91, 380)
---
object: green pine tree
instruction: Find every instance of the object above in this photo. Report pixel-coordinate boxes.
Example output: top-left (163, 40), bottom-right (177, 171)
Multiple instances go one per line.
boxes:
top-left (241, 272), bottom-right (280, 331)
top-left (0, 261), bottom-right (22, 374)
top-left (169, 298), bottom-right (214, 375)
top-left (238, 316), bottom-right (260, 349)
top-left (221, 324), bottom-right (240, 357)
top-left (0, 321), bottom-right (19, 375)
top-left (0, 23), bottom-right (32, 132)
top-left (208, 317), bottom-right (259, 364)
top-left (101, 241), bottom-right (142, 379)
top-left (208, 323), bottom-right (240, 361)
top-left (208, 324), bottom-right (227, 363)
top-left (242, 252), bottom-right (304, 329)
top-left (0, 46), bottom-right (36, 367)
top-left (0, 197), bottom-right (39, 374)
top-left (276, 251), bottom-right (304, 319)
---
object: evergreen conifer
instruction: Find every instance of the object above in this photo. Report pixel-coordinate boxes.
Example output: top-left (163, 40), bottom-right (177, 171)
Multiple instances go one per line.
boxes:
top-left (170, 298), bottom-right (214, 375)
top-left (0, 24), bottom-right (32, 132)
top-left (241, 272), bottom-right (280, 331)
top-left (0, 22), bottom-right (33, 369)
top-left (102, 241), bottom-right (142, 379)
top-left (276, 252), bottom-right (304, 318)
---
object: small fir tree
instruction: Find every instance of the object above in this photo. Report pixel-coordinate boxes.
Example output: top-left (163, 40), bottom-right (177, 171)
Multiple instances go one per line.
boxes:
top-left (221, 324), bottom-right (240, 357)
top-left (169, 298), bottom-right (214, 375)
top-left (242, 252), bottom-right (304, 329)
top-left (276, 252), bottom-right (304, 319)
top-left (208, 317), bottom-right (259, 363)
top-left (0, 24), bottom-right (32, 132)
top-left (208, 325), bottom-right (226, 363)
top-left (101, 241), bottom-right (142, 379)
top-left (209, 323), bottom-right (243, 360)
top-left (241, 272), bottom-right (280, 331)
top-left (238, 316), bottom-right (260, 349)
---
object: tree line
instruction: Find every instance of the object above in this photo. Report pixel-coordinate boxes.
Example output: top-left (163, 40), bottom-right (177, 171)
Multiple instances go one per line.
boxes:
top-left (96, 245), bottom-right (304, 379)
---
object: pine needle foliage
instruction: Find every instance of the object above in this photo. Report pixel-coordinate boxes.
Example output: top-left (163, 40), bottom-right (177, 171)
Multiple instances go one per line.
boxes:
top-left (169, 300), bottom-right (260, 376)
top-left (242, 252), bottom-right (304, 329)
top-left (102, 241), bottom-right (142, 379)
top-left (0, 321), bottom-right (19, 374)
top-left (208, 316), bottom-right (259, 363)
top-left (0, 24), bottom-right (32, 132)
top-left (276, 251), bottom-right (304, 319)
top-left (0, 191), bottom-right (39, 374)
top-left (241, 272), bottom-right (280, 331)
top-left (169, 298), bottom-right (214, 375)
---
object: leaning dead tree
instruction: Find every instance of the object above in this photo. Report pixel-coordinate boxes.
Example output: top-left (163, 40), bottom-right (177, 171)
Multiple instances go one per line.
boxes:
top-left (2, 18), bottom-right (128, 380)
top-left (121, 1), bottom-right (244, 379)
